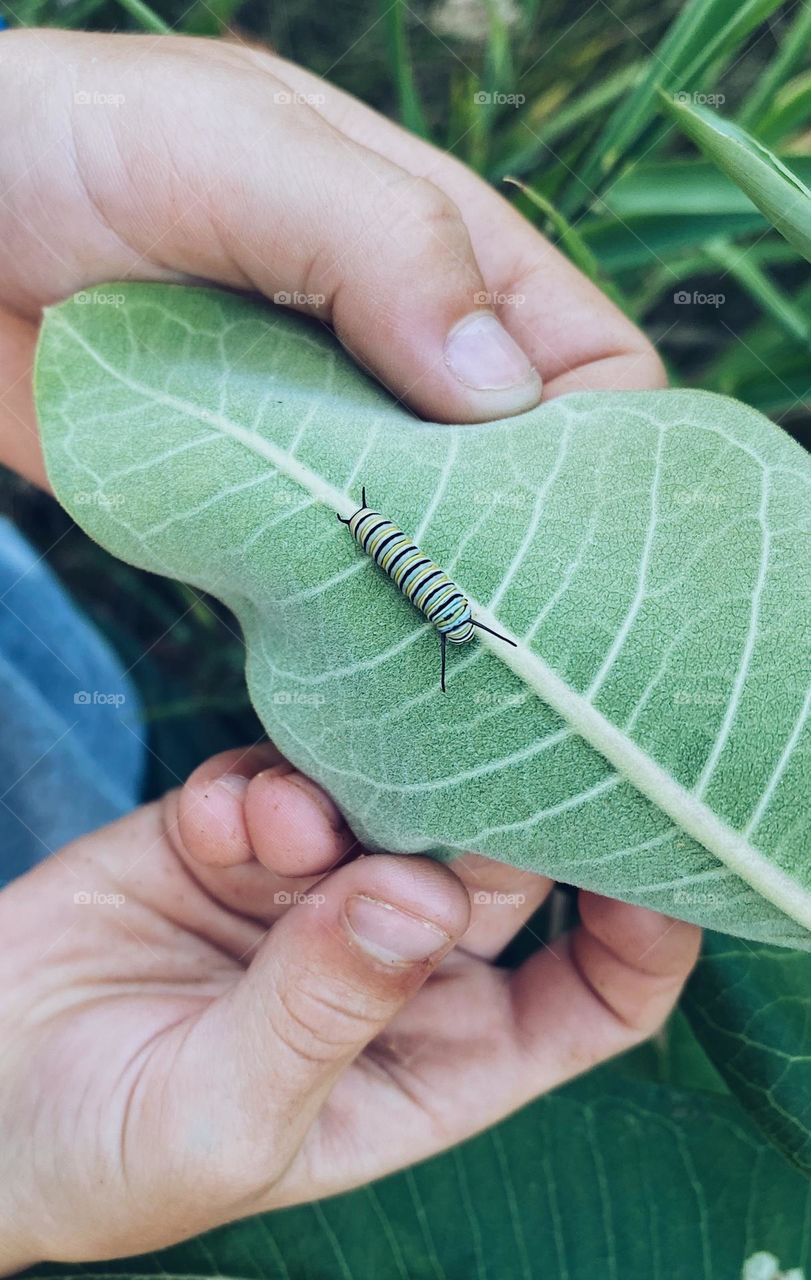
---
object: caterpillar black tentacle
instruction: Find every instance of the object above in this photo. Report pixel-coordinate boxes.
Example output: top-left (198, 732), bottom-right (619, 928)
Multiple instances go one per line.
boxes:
top-left (337, 488), bottom-right (516, 691)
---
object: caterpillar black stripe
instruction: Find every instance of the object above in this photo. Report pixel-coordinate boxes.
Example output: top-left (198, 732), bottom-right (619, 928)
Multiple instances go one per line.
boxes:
top-left (338, 487), bottom-right (516, 691)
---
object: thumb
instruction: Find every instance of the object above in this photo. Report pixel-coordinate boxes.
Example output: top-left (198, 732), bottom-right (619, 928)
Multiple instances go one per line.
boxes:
top-left (3, 30), bottom-right (541, 433)
top-left (176, 854), bottom-right (470, 1190)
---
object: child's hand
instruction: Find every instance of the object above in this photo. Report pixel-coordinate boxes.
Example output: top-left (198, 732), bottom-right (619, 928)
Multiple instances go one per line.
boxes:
top-left (0, 30), bottom-right (663, 485)
top-left (0, 745), bottom-right (699, 1270)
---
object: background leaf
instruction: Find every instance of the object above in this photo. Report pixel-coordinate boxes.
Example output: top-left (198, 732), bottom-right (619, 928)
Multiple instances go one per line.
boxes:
top-left (661, 95), bottom-right (811, 264)
top-left (26, 1071), bottom-right (811, 1280)
top-left (34, 283), bottom-right (811, 949)
top-left (684, 932), bottom-right (811, 1175)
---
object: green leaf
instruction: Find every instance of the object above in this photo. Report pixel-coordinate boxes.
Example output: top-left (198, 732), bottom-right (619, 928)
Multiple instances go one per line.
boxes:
top-left (578, 157), bottom-right (811, 272)
top-left (661, 95), bottom-right (811, 264)
top-left (755, 71), bottom-right (811, 147)
top-left (34, 283), bottom-right (811, 948)
top-left (27, 1072), bottom-right (811, 1280)
top-left (739, 2), bottom-right (811, 131)
top-left (380, 0), bottom-right (430, 139)
top-left (600, 157), bottom-right (811, 219)
top-left (571, 0), bottom-right (784, 207)
top-left (684, 932), bottom-right (811, 1175)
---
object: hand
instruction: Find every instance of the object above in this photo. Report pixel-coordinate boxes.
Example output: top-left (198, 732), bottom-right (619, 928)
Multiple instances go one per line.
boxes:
top-left (0, 29), bottom-right (663, 485)
top-left (0, 746), bottom-right (700, 1270)
top-left (0, 29), bottom-right (670, 993)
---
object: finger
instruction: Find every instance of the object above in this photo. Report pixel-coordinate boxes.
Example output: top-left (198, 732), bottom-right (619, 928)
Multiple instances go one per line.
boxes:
top-left (0, 308), bottom-right (44, 487)
top-left (168, 854), bottom-right (470, 1188)
top-left (258, 52), bottom-right (665, 393)
top-left (449, 852), bottom-right (553, 959)
top-left (3, 30), bottom-right (541, 444)
top-left (507, 895), bottom-right (702, 1087)
top-left (243, 765), bottom-right (354, 877)
top-left (299, 897), bottom-right (699, 1196)
top-left (171, 745), bottom-right (352, 923)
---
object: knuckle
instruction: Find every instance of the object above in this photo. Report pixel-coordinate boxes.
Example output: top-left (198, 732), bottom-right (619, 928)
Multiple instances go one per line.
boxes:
top-left (373, 175), bottom-right (465, 246)
top-left (271, 970), bottom-right (386, 1064)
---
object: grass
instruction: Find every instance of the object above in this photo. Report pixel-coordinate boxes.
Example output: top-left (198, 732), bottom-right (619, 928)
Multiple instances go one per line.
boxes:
top-left (0, 0), bottom-right (808, 784)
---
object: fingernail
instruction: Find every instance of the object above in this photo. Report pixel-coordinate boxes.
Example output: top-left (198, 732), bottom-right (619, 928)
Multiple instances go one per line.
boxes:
top-left (214, 774), bottom-right (250, 800)
top-left (444, 312), bottom-right (538, 392)
top-left (282, 773), bottom-right (344, 831)
top-left (344, 894), bottom-right (451, 965)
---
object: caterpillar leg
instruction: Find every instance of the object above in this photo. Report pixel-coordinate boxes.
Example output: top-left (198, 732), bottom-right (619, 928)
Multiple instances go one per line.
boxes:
top-left (440, 631), bottom-right (447, 693)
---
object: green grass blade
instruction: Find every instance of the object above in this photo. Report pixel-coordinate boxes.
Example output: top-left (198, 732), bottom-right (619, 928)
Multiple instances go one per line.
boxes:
top-left (490, 61), bottom-right (643, 181)
top-left (755, 70), bottom-right (811, 146)
top-left (503, 176), bottom-right (604, 281)
top-left (739, 1), bottom-right (811, 129)
top-left (706, 239), bottom-right (811, 344)
top-left (661, 92), bottom-right (811, 264)
top-left (380, 0), bottom-right (430, 139)
top-left (572, 0), bottom-right (784, 209)
top-left (115, 0), bottom-right (171, 32)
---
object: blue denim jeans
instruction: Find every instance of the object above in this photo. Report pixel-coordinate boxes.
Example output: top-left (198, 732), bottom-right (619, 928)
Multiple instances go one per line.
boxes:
top-left (0, 518), bottom-right (145, 885)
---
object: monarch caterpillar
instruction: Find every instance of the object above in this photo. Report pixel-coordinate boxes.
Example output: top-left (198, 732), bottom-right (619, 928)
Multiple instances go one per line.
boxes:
top-left (337, 488), bottom-right (516, 691)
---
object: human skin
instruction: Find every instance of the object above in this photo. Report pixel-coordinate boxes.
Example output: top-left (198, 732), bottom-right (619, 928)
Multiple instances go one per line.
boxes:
top-left (0, 29), bottom-right (665, 485)
top-left (0, 746), bottom-right (700, 1269)
top-left (0, 30), bottom-right (698, 1269)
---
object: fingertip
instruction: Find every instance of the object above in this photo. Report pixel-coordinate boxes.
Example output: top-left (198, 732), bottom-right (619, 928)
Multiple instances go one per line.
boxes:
top-left (244, 767), bottom-right (350, 877)
top-left (579, 892), bottom-right (702, 978)
top-left (176, 745), bottom-right (279, 868)
top-left (341, 853), bottom-right (472, 945)
top-left (177, 770), bottom-right (254, 867)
